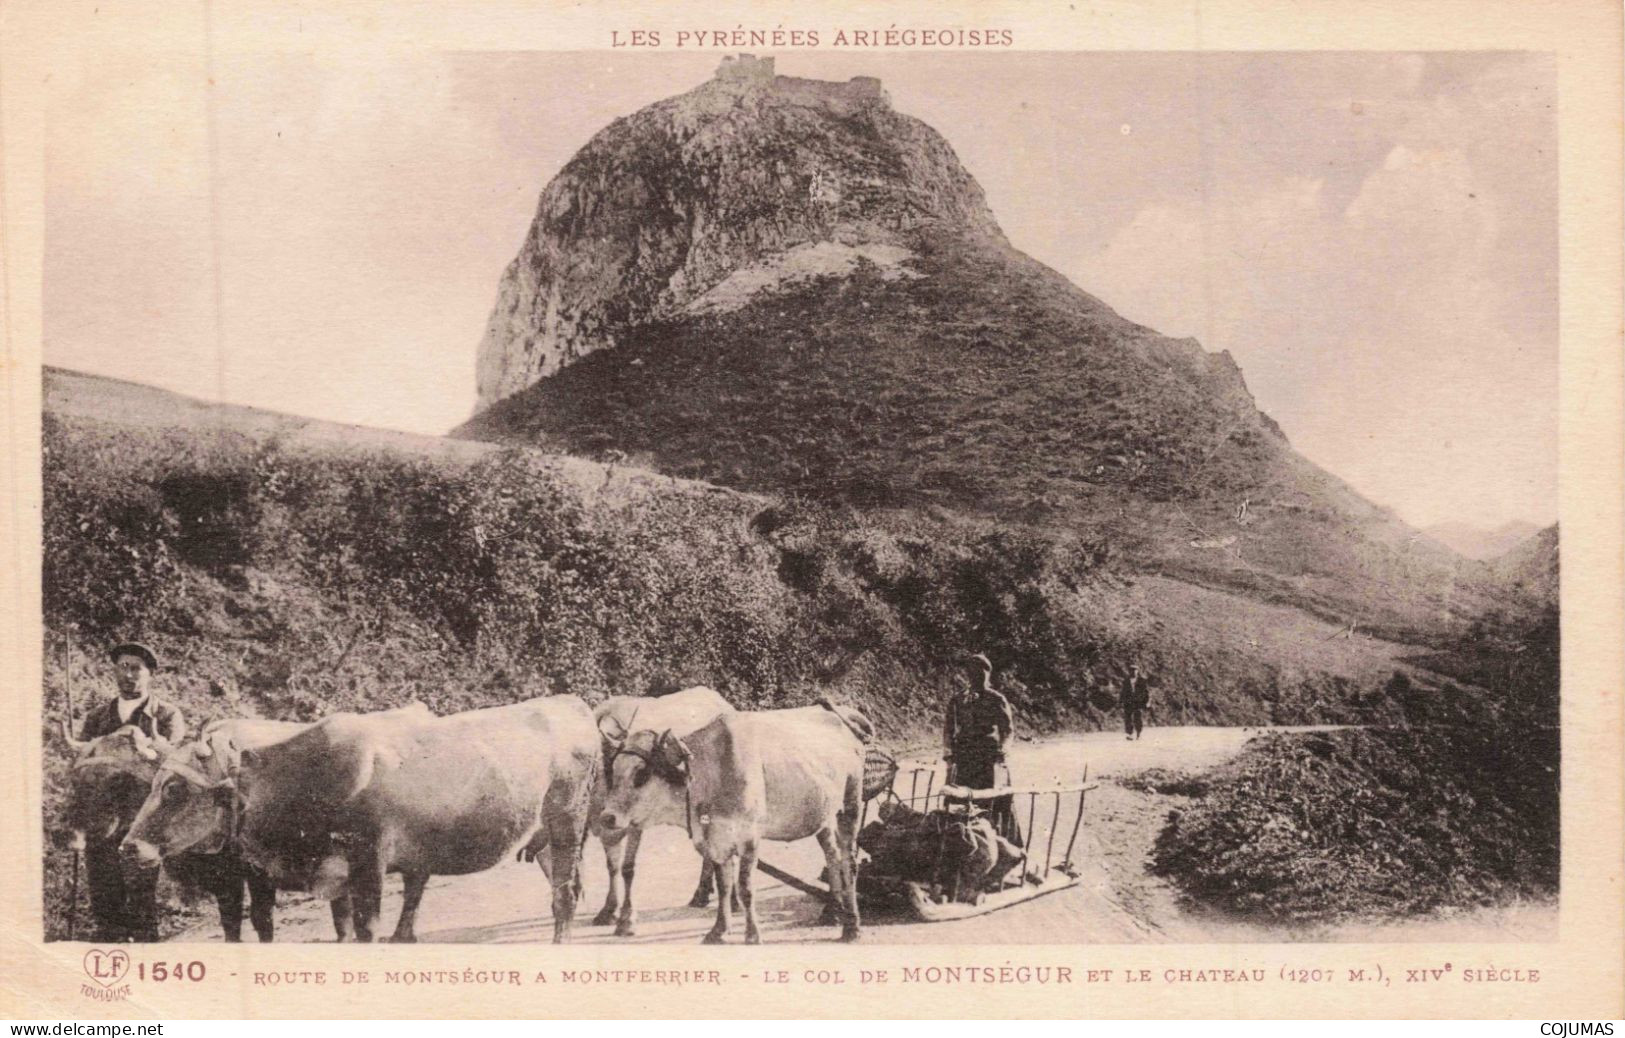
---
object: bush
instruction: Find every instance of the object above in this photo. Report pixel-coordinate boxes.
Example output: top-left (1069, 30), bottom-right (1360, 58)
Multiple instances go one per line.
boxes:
top-left (42, 415), bottom-right (185, 636)
top-left (1150, 649), bottom-right (1558, 924)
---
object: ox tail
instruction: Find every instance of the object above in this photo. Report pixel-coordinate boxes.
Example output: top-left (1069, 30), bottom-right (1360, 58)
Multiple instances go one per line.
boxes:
top-left (818, 697), bottom-right (874, 745)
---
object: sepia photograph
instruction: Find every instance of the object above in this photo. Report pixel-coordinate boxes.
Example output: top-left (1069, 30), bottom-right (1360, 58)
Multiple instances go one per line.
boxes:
top-left (37, 47), bottom-right (1561, 948)
top-left (2, 0), bottom-right (1620, 1022)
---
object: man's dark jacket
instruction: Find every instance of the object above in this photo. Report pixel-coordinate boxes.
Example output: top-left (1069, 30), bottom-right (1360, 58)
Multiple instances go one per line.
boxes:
top-left (1120, 674), bottom-right (1151, 710)
top-left (78, 695), bottom-right (187, 744)
top-left (944, 687), bottom-right (1014, 760)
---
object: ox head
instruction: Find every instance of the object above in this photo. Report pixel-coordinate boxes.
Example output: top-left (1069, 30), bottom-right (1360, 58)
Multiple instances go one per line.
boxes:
top-left (599, 728), bottom-right (690, 833)
top-left (57, 726), bottom-right (162, 852)
top-left (121, 727), bottom-right (240, 869)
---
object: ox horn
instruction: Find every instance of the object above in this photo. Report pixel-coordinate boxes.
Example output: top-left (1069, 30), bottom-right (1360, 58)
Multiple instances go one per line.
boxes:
top-left (598, 709), bottom-right (632, 745)
top-left (129, 727), bottom-right (160, 761)
top-left (60, 673), bottom-right (89, 751)
top-left (656, 730), bottom-right (691, 773)
top-left (59, 717), bottom-right (90, 752)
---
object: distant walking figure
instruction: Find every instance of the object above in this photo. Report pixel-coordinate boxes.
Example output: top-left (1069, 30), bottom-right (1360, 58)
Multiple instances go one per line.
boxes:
top-left (1121, 663), bottom-right (1151, 741)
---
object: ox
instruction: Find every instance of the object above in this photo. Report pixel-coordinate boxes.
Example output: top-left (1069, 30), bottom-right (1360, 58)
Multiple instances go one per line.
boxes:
top-left (227, 696), bottom-right (597, 943)
top-left (589, 686), bottom-right (735, 935)
top-left (599, 703), bottom-right (871, 944)
top-left (121, 717), bottom-right (355, 940)
top-left (60, 724), bottom-right (291, 942)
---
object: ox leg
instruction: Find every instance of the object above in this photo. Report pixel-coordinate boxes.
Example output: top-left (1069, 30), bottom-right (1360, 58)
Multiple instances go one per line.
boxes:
top-left (614, 828), bottom-right (643, 937)
top-left (547, 843), bottom-right (577, 945)
top-left (738, 843), bottom-right (762, 945)
top-left (594, 829), bottom-right (626, 927)
top-left (213, 874), bottom-right (246, 943)
top-left (817, 825), bottom-right (861, 944)
top-left (688, 859), bottom-right (741, 912)
top-left (837, 806), bottom-right (862, 943)
top-left (328, 895), bottom-right (354, 942)
top-left (247, 870), bottom-right (277, 943)
top-left (390, 870), bottom-right (430, 943)
top-left (702, 854), bottom-right (736, 944)
top-left (348, 848), bottom-right (386, 944)
top-left (689, 858), bottom-right (716, 908)
top-left (547, 815), bottom-right (583, 944)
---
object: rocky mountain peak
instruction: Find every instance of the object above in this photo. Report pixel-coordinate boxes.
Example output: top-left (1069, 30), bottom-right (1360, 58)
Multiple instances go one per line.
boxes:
top-left (474, 56), bottom-right (1004, 409)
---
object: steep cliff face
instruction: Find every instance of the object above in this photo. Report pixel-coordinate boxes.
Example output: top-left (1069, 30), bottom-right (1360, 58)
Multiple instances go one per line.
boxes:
top-left (476, 55), bottom-right (1004, 409)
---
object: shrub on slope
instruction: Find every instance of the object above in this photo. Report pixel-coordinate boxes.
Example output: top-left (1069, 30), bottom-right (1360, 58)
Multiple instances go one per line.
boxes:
top-left (1149, 609), bottom-right (1559, 923)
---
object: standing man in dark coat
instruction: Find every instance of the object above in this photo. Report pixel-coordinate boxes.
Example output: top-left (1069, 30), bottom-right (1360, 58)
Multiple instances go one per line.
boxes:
top-left (943, 653), bottom-right (1013, 789)
top-left (943, 653), bottom-right (1021, 844)
top-left (77, 642), bottom-right (186, 942)
top-left (1121, 662), bottom-right (1151, 741)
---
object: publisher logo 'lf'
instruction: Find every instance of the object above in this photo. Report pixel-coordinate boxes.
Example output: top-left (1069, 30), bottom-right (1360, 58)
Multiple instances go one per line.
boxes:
top-left (83, 948), bottom-right (129, 987)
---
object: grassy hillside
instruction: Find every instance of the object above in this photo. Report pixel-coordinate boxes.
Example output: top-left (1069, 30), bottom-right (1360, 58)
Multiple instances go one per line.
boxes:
top-left (461, 234), bottom-right (1494, 645)
top-left (41, 367), bottom-right (1452, 937)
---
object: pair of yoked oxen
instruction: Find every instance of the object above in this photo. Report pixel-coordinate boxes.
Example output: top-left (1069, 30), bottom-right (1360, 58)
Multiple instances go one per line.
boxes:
top-left (60, 687), bottom-right (873, 944)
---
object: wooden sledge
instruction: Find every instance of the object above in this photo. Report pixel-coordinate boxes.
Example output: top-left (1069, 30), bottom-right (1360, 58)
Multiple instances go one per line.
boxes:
top-left (855, 769), bottom-right (1097, 923)
top-left (896, 869), bottom-right (1082, 922)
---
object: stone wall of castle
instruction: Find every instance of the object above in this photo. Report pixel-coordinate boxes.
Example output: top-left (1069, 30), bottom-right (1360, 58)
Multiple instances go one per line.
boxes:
top-left (714, 55), bottom-right (891, 110)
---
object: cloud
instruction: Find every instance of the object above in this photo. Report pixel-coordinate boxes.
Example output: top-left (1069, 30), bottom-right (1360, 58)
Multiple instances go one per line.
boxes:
top-left (1073, 59), bottom-right (1555, 527)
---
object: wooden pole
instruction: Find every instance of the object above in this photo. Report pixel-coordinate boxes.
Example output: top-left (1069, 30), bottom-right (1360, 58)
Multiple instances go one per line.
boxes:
top-left (755, 858), bottom-right (832, 903)
top-left (63, 644), bottom-right (80, 940)
top-left (1044, 790), bottom-right (1062, 878)
top-left (1061, 765), bottom-right (1089, 870)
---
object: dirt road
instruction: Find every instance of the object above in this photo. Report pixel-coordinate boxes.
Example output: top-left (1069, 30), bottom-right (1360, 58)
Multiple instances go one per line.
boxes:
top-left (170, 726), bottom-right (1554, 944)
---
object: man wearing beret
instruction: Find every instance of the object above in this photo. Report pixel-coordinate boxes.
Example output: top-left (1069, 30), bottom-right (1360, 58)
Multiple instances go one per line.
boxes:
top-left (78, 642), bottom-right (187, 745)
top-left (77, 642), bottom-right (186, 942)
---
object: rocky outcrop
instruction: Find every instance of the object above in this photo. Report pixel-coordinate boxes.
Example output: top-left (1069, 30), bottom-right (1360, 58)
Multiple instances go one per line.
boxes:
top-left (458, 56), bottom-right (1492, 641)
top-left (475, 55), bottom-right (1004, 409)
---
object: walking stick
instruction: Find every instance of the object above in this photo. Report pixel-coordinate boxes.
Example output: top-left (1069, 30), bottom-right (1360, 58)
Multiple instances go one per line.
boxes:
top-left (67, 846), bottom-right (81, 941)
top-left (63, 655), bottom-right (81, 940)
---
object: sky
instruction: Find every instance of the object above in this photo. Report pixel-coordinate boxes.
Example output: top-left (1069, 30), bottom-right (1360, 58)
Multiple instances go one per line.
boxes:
top-left (44, 50), bottom-right (1556, 529)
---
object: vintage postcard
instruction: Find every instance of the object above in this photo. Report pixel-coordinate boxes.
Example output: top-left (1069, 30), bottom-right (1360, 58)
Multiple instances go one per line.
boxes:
top-left (1, 0), bottom-right (1620, 1020)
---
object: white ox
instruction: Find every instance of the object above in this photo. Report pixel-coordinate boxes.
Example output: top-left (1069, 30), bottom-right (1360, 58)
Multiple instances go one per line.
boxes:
top-left (599, 703), bottom-right (871, 944)
top-left (182, 697), bottom-right (596, 943)
top-left (590, 687), bottom-right (735, 936)
top-left (122, 715), bottom-right (365, 940)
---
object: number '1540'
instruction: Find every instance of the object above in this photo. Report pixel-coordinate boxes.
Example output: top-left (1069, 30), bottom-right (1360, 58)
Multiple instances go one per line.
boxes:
top-left (138, 962), bottom-right (206, 982)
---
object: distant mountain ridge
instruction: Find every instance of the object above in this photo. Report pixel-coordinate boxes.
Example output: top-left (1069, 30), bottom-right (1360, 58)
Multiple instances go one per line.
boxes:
top-left (459, 57), bottom-right (1492, 641)
top-left (1424, 519), bottom-right (1545, 561)
top-left (1490, 523), bottom-right (1559, 605)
